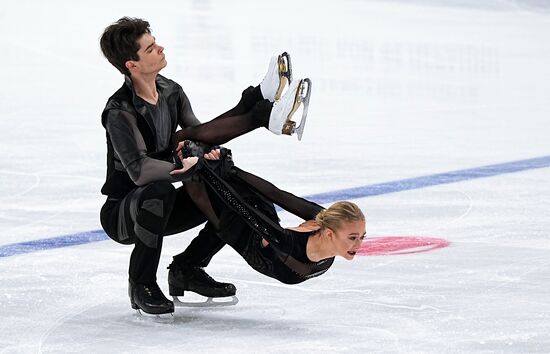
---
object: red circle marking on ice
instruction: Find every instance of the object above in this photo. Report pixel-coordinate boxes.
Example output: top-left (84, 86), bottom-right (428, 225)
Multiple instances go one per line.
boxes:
top-left (357, 236), bottom-right (450, 256)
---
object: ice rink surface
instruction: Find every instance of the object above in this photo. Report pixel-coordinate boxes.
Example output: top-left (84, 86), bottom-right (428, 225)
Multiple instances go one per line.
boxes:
top-left (1, 0), bottom-right (550, 353)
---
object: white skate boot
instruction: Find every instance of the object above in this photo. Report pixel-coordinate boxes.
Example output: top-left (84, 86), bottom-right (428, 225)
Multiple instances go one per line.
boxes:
top-left (260, 52), bottom-right (292, 102)
top-left (268, 78), bottom-right (312, 141)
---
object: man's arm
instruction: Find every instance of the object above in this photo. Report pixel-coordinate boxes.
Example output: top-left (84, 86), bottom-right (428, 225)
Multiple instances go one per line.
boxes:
top-left (177, 88), bottom-right (201, 126)
top-left (105, 109), bottom-right (179, 186)
top-left (175, 88), bottom-right (202, 143)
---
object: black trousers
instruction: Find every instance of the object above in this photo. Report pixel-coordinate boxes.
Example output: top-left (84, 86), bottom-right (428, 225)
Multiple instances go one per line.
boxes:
top-left (100, 180), bottom-right (224, 284)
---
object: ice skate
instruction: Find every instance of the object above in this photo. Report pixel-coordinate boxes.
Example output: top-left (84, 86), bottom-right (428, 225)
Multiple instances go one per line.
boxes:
top-left (129, 280), bottom-right (174, 317)
top-left (268, 78), bottom-right (312, 141)
top-left (260, 52), bottom-right (293, 102)
top-left (173, 294), bottom-right (239, 308)
top-left (168, 263), bottom-right (238, 307)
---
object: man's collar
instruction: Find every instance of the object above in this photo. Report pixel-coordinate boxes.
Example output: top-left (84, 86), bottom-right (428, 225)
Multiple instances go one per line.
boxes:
top-left (123, 75), bottom-right (149, 111)
top-left (124, 74), bottom-right (165, 98)
top-left (124, 75), bottom-right (135, 93)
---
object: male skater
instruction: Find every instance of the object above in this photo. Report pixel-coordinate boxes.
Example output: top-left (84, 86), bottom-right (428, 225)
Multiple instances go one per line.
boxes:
top-left (99, 17), bottom-right (310, 314)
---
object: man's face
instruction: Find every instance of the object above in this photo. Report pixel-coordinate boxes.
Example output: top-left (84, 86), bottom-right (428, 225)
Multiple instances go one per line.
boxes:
top-left (130, 33), bottom-right (167, 75)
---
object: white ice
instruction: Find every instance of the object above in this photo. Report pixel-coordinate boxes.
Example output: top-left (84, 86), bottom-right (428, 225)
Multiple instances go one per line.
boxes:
top-left (1, 0), bottom-right (550, 353)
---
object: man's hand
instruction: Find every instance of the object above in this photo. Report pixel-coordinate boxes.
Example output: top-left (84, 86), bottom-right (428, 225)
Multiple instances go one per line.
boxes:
top-left (170, 156), bottom-right (199, 175)
top-left (174, 141), bottom-right (221, 160)
top-left (170, 141), bottom-right (221, 176)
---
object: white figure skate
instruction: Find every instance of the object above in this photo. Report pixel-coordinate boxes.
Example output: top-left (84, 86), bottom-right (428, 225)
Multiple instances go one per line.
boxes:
top-left (260, 52), bottom-right (292, 102)
top-left (268, 78), bottom-right (312, 141)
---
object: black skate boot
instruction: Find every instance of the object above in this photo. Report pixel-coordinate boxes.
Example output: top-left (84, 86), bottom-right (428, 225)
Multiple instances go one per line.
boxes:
top-left (129, 279), bottom-right (174, 315)
top-left (168, 263), bottom-right (236, 298)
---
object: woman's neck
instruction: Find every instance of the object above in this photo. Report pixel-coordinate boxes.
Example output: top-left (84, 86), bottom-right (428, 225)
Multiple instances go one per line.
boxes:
top-left (306, 231), bottom-right (335, 262)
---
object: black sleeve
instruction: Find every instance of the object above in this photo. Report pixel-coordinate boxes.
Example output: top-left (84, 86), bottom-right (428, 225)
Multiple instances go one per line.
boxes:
top-left (104, 109), bottom-right (179, 186)
top-left (177, 86), bottom-right (201, 128)
top-left (231, 167), bottom-right (324, 221)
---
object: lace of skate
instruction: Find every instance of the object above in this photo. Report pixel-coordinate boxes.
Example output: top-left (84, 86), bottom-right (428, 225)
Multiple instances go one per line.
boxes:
top-left (145, 283), bottom-right (166, 300)
top-left (192, 268), bottom-right (223, 287)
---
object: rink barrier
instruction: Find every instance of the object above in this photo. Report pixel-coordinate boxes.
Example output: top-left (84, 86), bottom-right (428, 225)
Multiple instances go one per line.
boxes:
top-left (1, 155), bottom-right (549, 257)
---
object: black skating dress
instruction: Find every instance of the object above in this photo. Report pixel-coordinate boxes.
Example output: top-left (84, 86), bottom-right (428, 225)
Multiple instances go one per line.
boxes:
top-left (197, 156), bottom-right (334, 284)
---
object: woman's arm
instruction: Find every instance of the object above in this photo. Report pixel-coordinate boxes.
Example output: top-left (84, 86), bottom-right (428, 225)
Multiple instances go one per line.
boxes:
top-left (232, 167), bottom-right (324, 221)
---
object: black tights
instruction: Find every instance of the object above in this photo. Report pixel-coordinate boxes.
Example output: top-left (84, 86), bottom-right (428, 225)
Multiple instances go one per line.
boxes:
top-left (176, 86), bottom-right (271, 146)
top-left (183, 166), bottom-right (324, 234)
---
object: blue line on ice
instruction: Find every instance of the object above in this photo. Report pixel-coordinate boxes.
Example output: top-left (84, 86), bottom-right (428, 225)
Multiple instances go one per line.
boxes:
top-left (1, 155), bottom-right (549, 257)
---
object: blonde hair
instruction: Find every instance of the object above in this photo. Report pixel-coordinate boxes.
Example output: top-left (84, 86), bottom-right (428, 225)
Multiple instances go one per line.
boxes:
top-left (314, 201), bottom-right (365, 231)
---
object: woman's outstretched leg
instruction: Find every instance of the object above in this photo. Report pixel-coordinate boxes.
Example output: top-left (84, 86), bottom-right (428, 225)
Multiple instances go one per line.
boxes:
top-left (175, 99), bottom-right (271, 146)
top-left (216, 50), bottom-right (291, 119)
top-left (215, 86), bottom-right (264, 119)
top-left (175, 52), bottom-right (295, 146)
top-left (231, 167), bottom-right (323, 221)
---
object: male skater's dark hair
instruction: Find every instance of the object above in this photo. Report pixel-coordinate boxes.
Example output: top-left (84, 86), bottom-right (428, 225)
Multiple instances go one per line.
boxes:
top-left (100, 17), bottom-right (151, 76)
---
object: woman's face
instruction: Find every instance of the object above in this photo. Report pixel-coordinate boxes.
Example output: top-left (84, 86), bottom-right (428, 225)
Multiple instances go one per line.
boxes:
top-left (330, 219), bottom-right (366, 260)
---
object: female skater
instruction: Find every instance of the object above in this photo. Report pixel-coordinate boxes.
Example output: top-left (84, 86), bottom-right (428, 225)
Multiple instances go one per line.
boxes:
top-left (171, 143), bottom-right (366, 286)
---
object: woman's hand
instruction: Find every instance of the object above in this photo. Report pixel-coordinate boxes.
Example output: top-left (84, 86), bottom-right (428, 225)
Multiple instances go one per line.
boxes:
top-left (204, 148), bottom-right (221, 160)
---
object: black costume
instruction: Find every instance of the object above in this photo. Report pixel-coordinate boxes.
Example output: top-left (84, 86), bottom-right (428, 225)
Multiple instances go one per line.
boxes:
top-left (99, 75), bottom-right (268, 289)
top-left (182, 148), bottom-right (335, 284)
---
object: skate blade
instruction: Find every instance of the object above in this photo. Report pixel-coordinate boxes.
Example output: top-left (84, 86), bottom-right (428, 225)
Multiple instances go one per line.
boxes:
top-left (282, 78), bottom-right (312, 140)
top-left (173, 295), bottom-right (239, 308)
top-left (275, 52), bottom-right (292, 101)
top-left (294, 78), bottom-right (311, 141)
top-left (133, 309), bottom-right (174, 323)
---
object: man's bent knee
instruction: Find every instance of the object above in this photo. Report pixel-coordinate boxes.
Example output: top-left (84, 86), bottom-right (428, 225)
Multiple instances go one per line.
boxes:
top-left (133, 181), bottom-right (177, 248)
